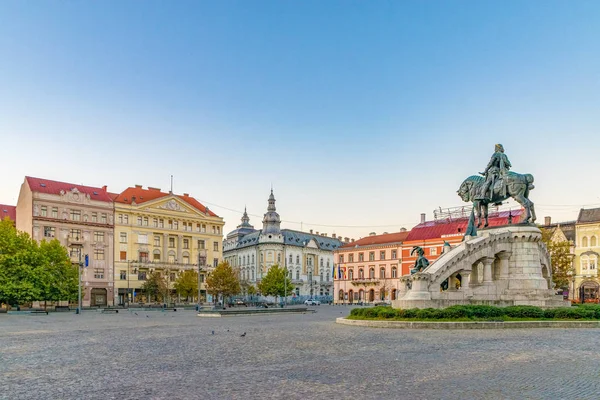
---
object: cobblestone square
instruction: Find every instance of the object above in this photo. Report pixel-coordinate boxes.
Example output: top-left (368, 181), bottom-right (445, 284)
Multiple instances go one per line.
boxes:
top-left (2, 306), bottom-right (600, 400)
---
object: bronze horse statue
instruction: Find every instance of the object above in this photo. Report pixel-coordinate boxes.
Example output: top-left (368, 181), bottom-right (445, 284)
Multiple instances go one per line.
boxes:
top-left (457, 171), bottom-right (536, 227)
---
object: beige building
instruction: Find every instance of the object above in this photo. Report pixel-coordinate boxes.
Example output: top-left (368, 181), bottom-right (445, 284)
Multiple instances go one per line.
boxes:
top-left (112, 185), bottom-right (225, 305)
top-left (16, 176), bottom-right (115, 306)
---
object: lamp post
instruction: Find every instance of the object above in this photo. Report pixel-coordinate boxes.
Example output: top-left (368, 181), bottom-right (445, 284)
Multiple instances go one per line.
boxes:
top-left (77, 250), bottom-right (82, 315)
top-left (198, 250), bottom-right (207, 311)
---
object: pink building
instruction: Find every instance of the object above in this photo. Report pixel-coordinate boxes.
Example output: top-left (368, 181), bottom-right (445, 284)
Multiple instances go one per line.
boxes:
top-left (334, 231), bottom-right (410, 304)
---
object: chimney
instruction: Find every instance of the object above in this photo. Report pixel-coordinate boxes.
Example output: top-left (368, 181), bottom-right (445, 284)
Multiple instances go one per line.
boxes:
top-left (323, 233), bottom-right (327, 237)
top-left (400, 227), bottom-right (407, 232)
top-left (316, 231), bottom-right (319, 235)
top-left (544, 216), bottom-right (551, 226)
top-left (351, 238), bottom-right (355, 242)
top-left (420, 213), bottom-right (426, 223)
top-left (344, 237), bottom-right (349, 243)
top-left (102, 185), bottom-right (107, 192)
top-left (332, 233), bottom-right (337, 239)
top-left (183, 193), bottom-right (189, 197)
top-left (135, 184), bottom-right (142, 188)
top-left (369, 232), bottom-right (376, 236)
top-left (310, 229), bottom-right (313, 234)
top-left (148, 187), bottom-right (161, 191)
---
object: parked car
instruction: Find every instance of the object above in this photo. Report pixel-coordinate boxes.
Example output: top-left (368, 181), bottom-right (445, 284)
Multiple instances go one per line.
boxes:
top-left (304, 299), bottom-right (321, 306)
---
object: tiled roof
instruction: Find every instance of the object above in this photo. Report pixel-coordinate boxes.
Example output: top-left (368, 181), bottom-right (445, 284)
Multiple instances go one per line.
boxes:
top-left (405, 209), bottom-right (524, 242)
top-left (26, 176), bottom-right (113, 202)
top-left (282, 229), bottom-right (343, 250)
top-left (0, 204), bottom-right (16, 222)
top-left (341, 231), bottom-right (410, 248)
top-left (578, 208), bottom-right (600, 224)
top-left (542, 221), bottom-right (576, 243)
top-left (113, 186), bottom-right (218, 217)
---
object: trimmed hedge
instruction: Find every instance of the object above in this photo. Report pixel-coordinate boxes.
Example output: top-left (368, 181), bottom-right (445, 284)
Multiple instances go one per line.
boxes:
top-left (348, 305), bottom-right (600, 321)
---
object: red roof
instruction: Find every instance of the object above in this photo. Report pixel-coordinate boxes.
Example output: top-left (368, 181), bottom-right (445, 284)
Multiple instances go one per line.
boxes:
top-left (405, 209), bottom-right (524, 242)
top-left (26, 176), bottom-right (113, 203)
top-left (341, 231), bottom-right (410, 248)
top-left (113, 186), bottom-right (218, 217)
top-left (0, 204), bottom-right (16, 222)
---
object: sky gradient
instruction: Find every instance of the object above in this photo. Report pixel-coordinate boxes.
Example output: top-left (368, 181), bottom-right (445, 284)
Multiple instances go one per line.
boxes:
top-left (1, 1), bottom-right (599, 239)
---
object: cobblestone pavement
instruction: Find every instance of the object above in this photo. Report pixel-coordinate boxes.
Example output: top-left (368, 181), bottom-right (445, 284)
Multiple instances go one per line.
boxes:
top-left (2, 306), bottom-right (600, 400)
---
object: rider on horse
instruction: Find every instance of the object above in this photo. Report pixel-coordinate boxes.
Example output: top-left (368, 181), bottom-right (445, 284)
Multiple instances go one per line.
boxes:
top-left (477, 143), bottom-right (512, 201)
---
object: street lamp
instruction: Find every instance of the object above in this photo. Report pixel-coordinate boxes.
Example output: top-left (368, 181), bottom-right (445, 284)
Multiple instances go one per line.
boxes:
top-left (198, 250), bottom-right (207, 311)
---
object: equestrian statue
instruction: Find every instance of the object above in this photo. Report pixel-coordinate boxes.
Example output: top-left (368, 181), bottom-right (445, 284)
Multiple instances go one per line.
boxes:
top-left (457, 144), bottom-right (536, 227)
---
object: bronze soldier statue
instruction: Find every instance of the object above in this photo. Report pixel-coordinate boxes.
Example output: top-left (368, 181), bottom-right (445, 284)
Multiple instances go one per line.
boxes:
top-left (477, 143), bottom-right (511, 201)
top-left (410, 246), bottom-right (430, 274)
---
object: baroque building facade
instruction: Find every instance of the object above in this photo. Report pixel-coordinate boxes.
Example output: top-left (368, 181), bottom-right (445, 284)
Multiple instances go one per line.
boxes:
top-left (223, 190), bottom-right (342, 299)
top-left (573, 208), bottom-right (600, 302)
top-left (16, 177), bottom-right (115, 307)
top-left (112, 185), bottom-right (225, 305)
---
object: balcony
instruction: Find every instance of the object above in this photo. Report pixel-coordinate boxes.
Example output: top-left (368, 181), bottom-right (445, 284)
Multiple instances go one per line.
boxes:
top-left (68, 235), bottom-right (84, 246)
top-left (132, 260), bottom-right (201, 270)
top-left (291, 279), bottom-right (304, 284)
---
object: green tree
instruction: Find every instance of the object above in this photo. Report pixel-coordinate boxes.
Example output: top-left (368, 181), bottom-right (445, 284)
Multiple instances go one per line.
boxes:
top-left (36, 239), bottom-right (78, 309)
top-left (541, 228), bottom-right (574, 290)
top-left (141, 271), bottom-right (168, 303)
top-left (174, 270), bottom-right (198, 301)
top-left (206, 261), bottom-right (240, 304)
top-left (247, 285), bottom-right (257, 296)
top-left (257, 264), bottom-right (293, 302)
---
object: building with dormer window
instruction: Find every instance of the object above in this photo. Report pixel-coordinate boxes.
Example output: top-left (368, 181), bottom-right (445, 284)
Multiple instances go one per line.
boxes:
top-left (223, 190), bottom-right (342, 299)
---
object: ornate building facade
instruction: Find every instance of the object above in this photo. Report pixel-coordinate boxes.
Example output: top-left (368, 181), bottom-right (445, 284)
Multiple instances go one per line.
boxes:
top-left (223, 190), bottom-right (342, 299)
top-left (573, 208), bottom-right (600, 302)
top-left (16, 177), bottom-right (115, 307)
top-left (112, 185), bottom-right (225, 305)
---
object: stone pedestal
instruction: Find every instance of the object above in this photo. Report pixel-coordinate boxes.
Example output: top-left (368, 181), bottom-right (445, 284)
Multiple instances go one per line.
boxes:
top-left (400, 273), bottom-right (431, 301)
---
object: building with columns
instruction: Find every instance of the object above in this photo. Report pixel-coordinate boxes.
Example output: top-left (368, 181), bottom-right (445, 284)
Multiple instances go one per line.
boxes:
top-left (223, 190), bottom-right (343, 299)
top-left (573, 208), bottom-right (600, 302)
top-left (112, 185), bottom-right (225, 305)
top-left (16, 177), bottom-right (115, 307)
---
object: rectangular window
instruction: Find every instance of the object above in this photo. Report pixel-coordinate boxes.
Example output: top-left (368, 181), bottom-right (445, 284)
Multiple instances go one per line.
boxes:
top-left (380, 251), bottom-right (385, 260)
top-left (94, 232), bottom-right (105, 242)
top-left (358, 253), bottom-right (364, 262)
top-left (213, 242), bottom-right (219, 252)
top-left (120, 251), bottom-right (127, 261)
top-left (217, 226), bottom-right (221, 235)
top-left (70, 210), bottom-right (81, 221)
top-left (40, 206), bottom-right (47, 217)
top-left (168, 220), bottom-right (173, 229)
top-left (183, 255), bottom-right (190, 264)
top-left (197, 223), bottom-right (201, 232)
top-left (101, 213), bottom-right (107, 224)
top-left (154, 236), bottom-right (161, 246)
top-left (339, 255), bottom-right (344, 263)
top-left (120, 232), bottom-right (127, 243)
top-left (173, 221), bottom-right (178, 230)
top-left (44, 226), bottom-right (55, 238)
top-left (70, 229), bottom-right (82, 240)
top-left (169, 237), bottom-right (175, 248)
top-left (430, 247), bottom-right (438, 256)
top-left (183, 222), bottom-right (187, 231)
top-left (198, 240), bottom-right (205, 249)
top-left (169, 272), bottom-right (176, 281)
top-left (51, 207), bottom-right (58, 218)
top-left (94, 249), bottom-right (105, 260)
top-left (213, 258), bottom-right (219, 267)
top-left (391, 250), bottom-right (397, 259)
top-left (92, 212), bottom-right (98, 223)
top-left (168, 253), bottom-right (176, 263)
top-left (369, 252), bottom-right (375, 261)
top-left (120, 270), bottom-right (126, 280)
top-left (153, 218), bottom-right (158, 227)
top-left (138, 234), bottom-right (148, 244)
top-left (159, 219), bottom-right (164, 228)
top-left (202, 224), bottom-right (206, 233)
top-left (124, 215), bottom-right (129, 224)
top-left (349, 254), bottom-right (354, 262)
top-left (137, 217), bottom-right (142, 226)
top-left (118, 214), bottom-right (123, 223)
top-left (153, 252), bottom-right (161, 261)
top-left (143, 217), bottom-right (148, 226)
top-left (69, 247), bottom-right (81, 259)
top-left (138, 272), bottom-right (147, 281)
top-left (139, 252), bottom-right (149, 263)
top-left (94, 268), bottom-right (104, 279)
top-left (183, 239), bottom-right (189, 249)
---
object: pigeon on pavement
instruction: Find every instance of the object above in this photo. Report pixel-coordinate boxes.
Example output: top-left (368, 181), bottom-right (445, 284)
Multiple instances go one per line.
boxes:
top-left (240, 332), bottom-right (246, 337)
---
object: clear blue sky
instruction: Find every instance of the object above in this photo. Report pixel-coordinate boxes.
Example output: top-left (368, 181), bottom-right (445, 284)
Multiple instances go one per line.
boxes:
top-left (1, 1), bottom-right (599, 239)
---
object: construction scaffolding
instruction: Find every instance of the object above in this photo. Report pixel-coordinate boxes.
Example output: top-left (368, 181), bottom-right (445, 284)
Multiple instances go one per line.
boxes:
top-left (433, 204), bottom-right (515, 221)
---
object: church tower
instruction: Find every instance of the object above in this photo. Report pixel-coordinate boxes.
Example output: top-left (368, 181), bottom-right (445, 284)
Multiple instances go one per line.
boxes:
top-left (262, 189), bottom-right (281, 235)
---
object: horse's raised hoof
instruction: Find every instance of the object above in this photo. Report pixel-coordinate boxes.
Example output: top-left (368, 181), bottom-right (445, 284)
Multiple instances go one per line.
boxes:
top-left (484, 223), bottom-right (489, 228)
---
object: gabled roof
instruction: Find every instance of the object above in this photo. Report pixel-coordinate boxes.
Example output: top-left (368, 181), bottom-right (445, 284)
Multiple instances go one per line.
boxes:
top-left (542, 221), bottom-right (576, 243)
top-left (405, 209), bottom-right (524, 242)
top-left (113, 186), bottom-right (218, 217)
top-left (341, 231), bottom-right (410, 249)
top-left (578, 208), bottom-right (600, 224)
top-left (26, 176), bottom-right (113, 203)
top-left (0, 204), bottom-right (16, 222)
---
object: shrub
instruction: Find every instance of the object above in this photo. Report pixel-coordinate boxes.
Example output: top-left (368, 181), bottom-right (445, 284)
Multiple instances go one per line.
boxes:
top-left (462, 305), bottom-right (505, 318)
top-left (363, 307), bottom-right (380, 318)
top-left (504, 306), bottom-right (544, 319)
top-left (553, 307), bottom-right (595, 319)
top-left (415, 308), bottom-right (437, 319)
top-left (543, 308), bottom-right (557, 319)
top-left (440, 306), bottom-right (471, 319)
top-left (399, 309), bottom-right (418, 319)
top-left (350, 308), bottom-right (364, 317)
top-left (377, 308), bottom-right (398, 319)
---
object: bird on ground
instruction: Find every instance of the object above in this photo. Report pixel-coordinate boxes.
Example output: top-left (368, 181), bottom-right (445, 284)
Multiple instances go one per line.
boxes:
top-left (212, 330), bottom-right (214, 335)
top-left (227, 329), bottom-right (229, 332)
top-left (134, 312), bottom-right (138, 316)
top-left (146, 315), bottom-right (149, 318)
top-left (240, 332), bottom-right (246, 337)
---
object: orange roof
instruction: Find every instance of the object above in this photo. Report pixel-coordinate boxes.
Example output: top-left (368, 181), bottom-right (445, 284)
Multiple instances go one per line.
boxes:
top-left (26, 176), bottom-right (112, 203)
top-left (341, 231), bottom-right (410, 248)
top-left (113, 186), bottom-right (218, 217)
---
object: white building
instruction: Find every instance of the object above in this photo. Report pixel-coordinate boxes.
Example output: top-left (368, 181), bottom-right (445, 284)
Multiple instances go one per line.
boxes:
top-left (223, 190), bottom-right (342, 299)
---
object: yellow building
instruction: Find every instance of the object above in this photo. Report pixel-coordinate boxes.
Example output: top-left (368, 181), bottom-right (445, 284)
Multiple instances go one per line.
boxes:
top-left (112, 185), bottom-right (225, 305)
top-left (574, 208), bottom-right (600, 302)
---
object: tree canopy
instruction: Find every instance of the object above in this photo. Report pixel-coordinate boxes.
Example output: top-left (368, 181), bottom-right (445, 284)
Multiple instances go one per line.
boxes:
top-left (174, 269), bottom-right (198, 301)
top-left (141, 271), bottom-right (168, 303)
top-left (205, 261), bottom-right (240, 302)
top-left (258, 264), bottom-right (293, 300)
top-left (0, 219), bottom-right (77, 307)
top-left (541, 228), bottom-right (574, 290)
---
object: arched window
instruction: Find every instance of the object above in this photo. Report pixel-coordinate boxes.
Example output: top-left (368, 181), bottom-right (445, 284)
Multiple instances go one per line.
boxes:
top-left (251, 254), bottom-right (255, 264)
top-left (369, 268), bottom-right (375, 279)
top-left (238, 256), bottom-right (241, 266)
top-left (391, 289), bottom-right (397, 300)
top-left (278, 253), bottom-right (281, 263)
top-left (583, 237), bottom-right (589, 247)
top-left (153, 249), bottom-right (161, 262)
top-left (338, 290), bottom-right (344, 300)
top-left (260, 253), bottom-right (264, 262)
top-left (320, 258), bottom-right (323, 267)
top-left (348, 269), bottom-right (354, 280)
top-left (391, 267), bottom-right (397, 278)
top-left (296, 270), bottom-right (300, 280)
top-left (581, 255), bottom-right (590, 271)
top-left (327, 259), bottom-right (330, 267)
top-left (289, 254), bottom-right (292, 265)
top-left (168, 250), bottom-right (176, 264)
top-left (591, 256), bottom-right (598, 271)
top-left (251, 269), bottom-right (255, 280)
top-left (243, 255), bottom-right (246, 265)
top-left (359, 268), bottom-right (364, 279)
top-left (380, 267), bottom-right (385, 279)
top-left (592, 236), bottom-right (598, 247)
top-left (182, 251), bottom-right (190, 265)
top-left (296, 255), bottom-right (300, 264)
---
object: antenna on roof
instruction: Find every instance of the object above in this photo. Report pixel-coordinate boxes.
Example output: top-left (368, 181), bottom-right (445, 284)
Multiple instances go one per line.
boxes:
top-left (170, 175), bottom-right (173, 194)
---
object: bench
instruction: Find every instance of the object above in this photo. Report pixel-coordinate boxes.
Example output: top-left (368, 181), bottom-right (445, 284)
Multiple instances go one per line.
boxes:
top-left (30, 310), bottom-right (49, 315)
top-left (102, 308), bottom-right (119, 314)
top-left (55, 306), bottom-right (71, 312)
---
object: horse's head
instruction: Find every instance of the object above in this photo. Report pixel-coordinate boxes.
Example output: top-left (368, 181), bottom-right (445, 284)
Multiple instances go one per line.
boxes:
top-left (457, 180), bottom-right (472, 203)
